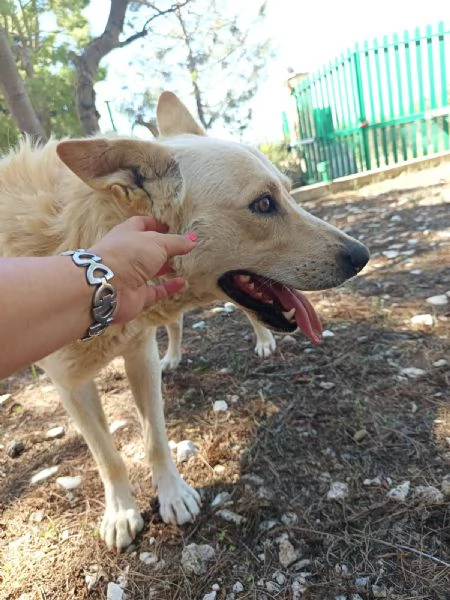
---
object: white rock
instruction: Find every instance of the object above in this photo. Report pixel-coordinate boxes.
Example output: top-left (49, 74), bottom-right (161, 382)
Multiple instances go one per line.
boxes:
top-left (278, 539), bottom-right (298, 567)
top-left (232, 581), bottom-right (244, 593)
top-left (414, 485), bottom-right (444, 504)
top-left (212, 584), bottom-right (220, 591)
top-left (56, 476), bottom-right (81, 490)
top-left (363, 477), bottom-right (382, 486)
top-left (219, 367), bottom-right (233, 374)
top-left (46, 426), bottom-right (65, 439)
top-left (351, 595), bottom-right (364, 600)
top-left (242, 473), bottom-right (265, 486)
top-left (176, 440), bottom-right (198, 464)
top-left (355, 576), bottom-right (370, 588)
top-left (410, 313), bottom-right (434, 326)
top-left (107, 582), bottom-right (125, 600)
top-left (441, 475), bottom-right (450, 496)
top-left (109, 420), bottom-right (127, 434)
top-left (31, 466), bottom-right (59, 484)
top-left (192, 320), bottom-right (206, 330)
top-left (382, 250), bottom-right (399, 258)
top-left (353, 429), bottom-right (368, 442)
top-left (292, 580), bottom-right (307, 599)
top-left (273, 571), bottom-right (286, 585)
top-left (335, 595), bottom-right (347, 600)
top-left (213, 400), bottom-right (228, 412)
top-left (410, 269), bottom-right (422, 275)
top-left (181, 543), bottom-right (215, 575)
top-left (399, 367), bottom-right (426, 378)
top-left (84, 565), bottom-right (108, 592)
top-left (433, 359), bottom-right (448, 368)
top-left (281, 335), bottom-right (296, 345)
top-left (213, 464), bottom-right (226, 474)
top-left (281, 511), bottom-right (298, 525)
top-left (292, 559), bottom-right (312, 571)
top-left (211, 491), bottom-right (232, 507)
top-left (372, 584), bottom-right (387, 597)
top-left (223, 302), bottom-right (236, 313)
top-left (319, 381), bottom-right (335, 390)
top-left (210, 306), bottom-right (226, 314)
top-left (322, 329), bottom-right (335, 337)
top-left (168, 440), bottom-right (178, 451)
top-left (139, 551), bottom-right (158, 565)
top-left (259, 519), bottom-right (279, 532)
top-left (216, 509), bottom-right (246, 525)
top-left (387, 481), bottom-right (410, 501)
top-left (202, 592), bottom-right (217, 600)
top-left (266, 581), bottom-right (280, 593)
top-left (0, 393), bottom-right (12, 405)
top-left (426, 294), bottom-right (448, 306)
top-left (327, 482), bottom-right (349, 501)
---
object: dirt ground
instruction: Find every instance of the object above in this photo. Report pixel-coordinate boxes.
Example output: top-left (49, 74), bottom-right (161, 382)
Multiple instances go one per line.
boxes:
top-left (1, 164), bottom-right (450, 600)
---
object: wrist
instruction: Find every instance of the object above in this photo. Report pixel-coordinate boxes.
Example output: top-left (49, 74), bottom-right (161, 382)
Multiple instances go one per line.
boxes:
top-left (61, 250), bottom-right (117, 340)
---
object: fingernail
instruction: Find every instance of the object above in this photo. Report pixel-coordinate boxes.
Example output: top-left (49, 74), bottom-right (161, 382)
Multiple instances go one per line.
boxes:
top-left (185, 231), bottom-right (197, 242)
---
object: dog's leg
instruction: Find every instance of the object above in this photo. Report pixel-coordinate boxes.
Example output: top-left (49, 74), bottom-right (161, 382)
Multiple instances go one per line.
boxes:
top-left (245, 312), bottom-right (277, 358)
top-left (54, 380), bottom-right (144, 550)
top-left (161, 314), bottom-right (183, 371)
top-left (123, 331), bottom-right (201, 525)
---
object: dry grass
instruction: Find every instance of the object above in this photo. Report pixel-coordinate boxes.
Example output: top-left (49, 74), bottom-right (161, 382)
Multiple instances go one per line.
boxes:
top-left (1, 164), bottom-right (449, 599)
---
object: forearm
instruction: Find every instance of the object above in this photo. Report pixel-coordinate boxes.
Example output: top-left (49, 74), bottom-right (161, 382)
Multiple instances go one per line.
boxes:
top-left (0, 256), bottom-right (93, 378)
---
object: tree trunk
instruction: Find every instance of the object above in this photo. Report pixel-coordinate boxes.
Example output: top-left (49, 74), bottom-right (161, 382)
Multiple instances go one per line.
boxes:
top-left (0, 28), bottom-right (47, 142)
top-left (71, 0), bottom-right (129, 135)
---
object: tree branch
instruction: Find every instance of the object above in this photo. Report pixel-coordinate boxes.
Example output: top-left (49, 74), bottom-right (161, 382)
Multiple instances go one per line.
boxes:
top-left (0, 28), bottom-right (47, 141)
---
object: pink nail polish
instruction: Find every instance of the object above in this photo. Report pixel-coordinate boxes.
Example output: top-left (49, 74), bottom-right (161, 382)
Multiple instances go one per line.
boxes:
top-left (185, 231), bottom-right (198, 242)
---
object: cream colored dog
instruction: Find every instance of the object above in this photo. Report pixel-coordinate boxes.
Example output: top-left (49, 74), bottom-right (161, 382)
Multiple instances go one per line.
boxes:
top-left (0, 92), bottom-right (369, 550)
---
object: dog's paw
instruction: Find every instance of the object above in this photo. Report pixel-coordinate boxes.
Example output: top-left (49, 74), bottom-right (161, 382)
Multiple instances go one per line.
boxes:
top-left (155, 470), bottom-right (201, 525)
top-left (254, 330), bottom-right (277, 358)
top-left (160, 352), bottom-right (182, 372)
top-left (100, 501), bottom-right (144, 551)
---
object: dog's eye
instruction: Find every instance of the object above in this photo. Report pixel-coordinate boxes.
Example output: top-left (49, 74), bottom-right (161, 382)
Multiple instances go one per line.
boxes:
top-left (249, 195), bottom-right (277, 215)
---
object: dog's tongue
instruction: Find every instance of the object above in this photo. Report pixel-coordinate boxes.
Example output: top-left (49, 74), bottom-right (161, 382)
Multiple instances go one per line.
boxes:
top-left (270, 284), bottom-right (323, 344)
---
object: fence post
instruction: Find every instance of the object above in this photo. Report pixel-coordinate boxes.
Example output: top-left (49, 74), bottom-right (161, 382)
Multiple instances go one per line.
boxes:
top-left (353, 44), bottom-right (371, 170)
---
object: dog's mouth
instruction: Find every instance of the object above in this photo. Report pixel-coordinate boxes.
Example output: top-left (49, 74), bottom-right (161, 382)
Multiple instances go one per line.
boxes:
top-left (217, 270), bottom-right (322, 343)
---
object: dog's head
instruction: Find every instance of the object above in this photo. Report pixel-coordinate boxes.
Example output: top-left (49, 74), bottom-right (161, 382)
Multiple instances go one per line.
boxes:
top-left (57, 92), bottom-right (369, 343)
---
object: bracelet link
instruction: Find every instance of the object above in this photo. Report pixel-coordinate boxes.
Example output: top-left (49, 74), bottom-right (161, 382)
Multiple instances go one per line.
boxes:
top-left (61, 250), bottom-right (117, 341)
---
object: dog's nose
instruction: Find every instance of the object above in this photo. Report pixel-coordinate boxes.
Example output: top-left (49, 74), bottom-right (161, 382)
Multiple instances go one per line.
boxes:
top-left (339, 241), bottom-right (370, 277)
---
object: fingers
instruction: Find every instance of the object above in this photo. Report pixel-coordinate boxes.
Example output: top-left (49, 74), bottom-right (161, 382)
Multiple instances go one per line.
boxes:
top-left (154, 232), bottom-right (197, 258)
top-left (144, 277), bottom-right (186, 306)
top-left (118, 215), bottom-right (169, 234)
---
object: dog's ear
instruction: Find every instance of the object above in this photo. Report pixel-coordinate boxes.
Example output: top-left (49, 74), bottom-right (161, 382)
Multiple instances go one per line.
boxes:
top-left (157, 91), bottom-right (206, 137)
top-left (56, 138), bottom-right (184, 221)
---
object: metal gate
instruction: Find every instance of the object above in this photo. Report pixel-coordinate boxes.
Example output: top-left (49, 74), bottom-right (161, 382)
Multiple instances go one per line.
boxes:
top-left (286, 22), bottom-right (450, 184)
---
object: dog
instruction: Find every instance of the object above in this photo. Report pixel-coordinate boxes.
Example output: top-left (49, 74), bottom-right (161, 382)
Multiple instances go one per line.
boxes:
top-left (0, 91), bottom-right (369, 550)
top-left (161, 310), bottom-right (277, 371)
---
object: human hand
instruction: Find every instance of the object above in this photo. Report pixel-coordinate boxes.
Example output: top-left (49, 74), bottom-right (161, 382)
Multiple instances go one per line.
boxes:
top-left (89, 216), bottom-right (197, 324)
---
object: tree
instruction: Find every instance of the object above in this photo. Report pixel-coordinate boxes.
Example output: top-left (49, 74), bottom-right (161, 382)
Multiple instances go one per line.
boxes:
top-left (0, 0), bottom-right (191, 147)
top-left (0, 0), bottom-right (90, 150)
top-left (0, 28), bottom-right (46, 141)
top-left (122, 0), bottom-right (271, 135)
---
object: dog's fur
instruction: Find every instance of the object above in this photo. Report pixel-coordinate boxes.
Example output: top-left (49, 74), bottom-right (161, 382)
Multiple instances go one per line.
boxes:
top-left (0, 92), bottom-right (369, 550)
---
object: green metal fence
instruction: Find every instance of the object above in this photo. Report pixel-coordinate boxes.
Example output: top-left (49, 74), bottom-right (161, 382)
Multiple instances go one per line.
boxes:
top-left (287, 22), bottom-right (450, 184)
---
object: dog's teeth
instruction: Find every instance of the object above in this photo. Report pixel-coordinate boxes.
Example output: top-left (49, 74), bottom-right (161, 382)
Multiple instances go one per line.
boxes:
top-left (282, 308), bottom-right (296, 321)
top-left (238, 275), bottom-right (251, 283)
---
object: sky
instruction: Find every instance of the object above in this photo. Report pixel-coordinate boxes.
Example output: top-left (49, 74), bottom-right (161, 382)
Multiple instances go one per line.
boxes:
top-left (86, 0), bottom-right (449, 143)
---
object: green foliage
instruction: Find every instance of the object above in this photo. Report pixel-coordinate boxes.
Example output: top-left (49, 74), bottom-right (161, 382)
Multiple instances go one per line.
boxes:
top-left (0, 0), bottom-right (93, 151)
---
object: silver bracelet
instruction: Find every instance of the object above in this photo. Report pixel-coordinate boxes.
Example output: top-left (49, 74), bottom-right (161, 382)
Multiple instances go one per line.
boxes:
top-left (61, 249), bottom-right (117, 341)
